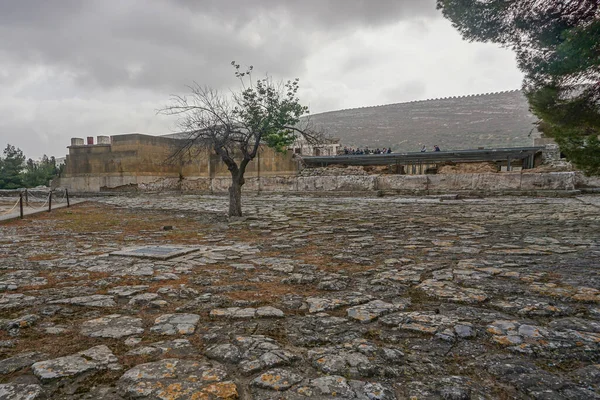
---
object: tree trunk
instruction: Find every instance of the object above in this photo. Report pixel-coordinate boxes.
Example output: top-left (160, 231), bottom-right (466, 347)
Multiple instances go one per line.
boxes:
top-left (228, 175), bottom-right (243, 217)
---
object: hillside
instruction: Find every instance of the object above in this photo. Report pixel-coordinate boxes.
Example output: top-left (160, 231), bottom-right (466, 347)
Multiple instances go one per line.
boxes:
top-left (307, 90), bottom-right (540, 152)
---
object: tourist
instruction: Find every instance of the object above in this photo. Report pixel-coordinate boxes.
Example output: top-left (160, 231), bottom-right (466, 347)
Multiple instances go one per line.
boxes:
top-left (434, 145), bottom-right (441, 152)
top-left (387, 148), bottom-right (392, 154)
top-left (421, 145), bottom-right (427, 152)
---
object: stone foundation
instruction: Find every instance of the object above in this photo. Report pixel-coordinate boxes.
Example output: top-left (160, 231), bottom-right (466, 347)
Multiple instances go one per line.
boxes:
top-left (57, 171), bottom-right (600, 195)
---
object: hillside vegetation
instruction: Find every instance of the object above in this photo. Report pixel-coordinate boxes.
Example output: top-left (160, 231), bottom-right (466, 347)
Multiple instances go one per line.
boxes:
top-left (309, 90), bottom-right (539, 152)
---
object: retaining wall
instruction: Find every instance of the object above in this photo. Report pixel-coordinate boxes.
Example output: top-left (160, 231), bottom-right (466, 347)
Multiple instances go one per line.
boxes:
top-left (56, 171), bottom-right (600, 195)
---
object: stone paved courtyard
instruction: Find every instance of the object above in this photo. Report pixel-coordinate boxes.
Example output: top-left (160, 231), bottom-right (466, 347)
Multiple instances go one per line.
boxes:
top-left (1, 193), bottom-right (599, 399)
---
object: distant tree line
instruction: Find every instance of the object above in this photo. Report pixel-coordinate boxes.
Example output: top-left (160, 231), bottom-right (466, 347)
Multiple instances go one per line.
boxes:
top-left (0, 144), bottom-right (61, 189)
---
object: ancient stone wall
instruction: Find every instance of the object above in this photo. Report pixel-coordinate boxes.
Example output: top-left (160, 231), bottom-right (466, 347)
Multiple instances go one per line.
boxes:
top-left (58, 171), bottom-right (600, 194)
top-left (61, 133), bottom-right (299, 191)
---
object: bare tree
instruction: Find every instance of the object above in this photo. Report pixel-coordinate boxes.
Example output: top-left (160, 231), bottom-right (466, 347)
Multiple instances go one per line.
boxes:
top-left (160, 62), bottom-right (322, 217)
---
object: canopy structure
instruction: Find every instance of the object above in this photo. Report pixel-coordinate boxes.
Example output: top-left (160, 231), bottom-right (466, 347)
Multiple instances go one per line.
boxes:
top-left (302, 147), bottom-right (544, 171)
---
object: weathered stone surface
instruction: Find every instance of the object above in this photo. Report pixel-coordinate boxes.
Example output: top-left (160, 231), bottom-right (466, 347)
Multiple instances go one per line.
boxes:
top-left (0, 294), bottom-right (36, 310)
top-left (0, 314), bottom-right (39, 336)
top-left (307, 375), bottom-right (355, 398)
top-left (0, 352), bottom-right (48, 375)
top-left (2, 193), bottom-right (600, 399)
top-left (125, 339), bottom-right (193, 357)
top-left (417, 279), bottom-right (488, 303)
top-left (150, 313), bottom-right (200, 335)
top-left (118, 358), bottom-right (237, 399)
top-left (49, 295), bottom-right (116, 308)
top-left (209, 306), bottom-right (284, 319)
top-left (306, 293), bottom-right (373, 313)
top-left (251, 368), bottom-right (303, 391)
top-left (128, 293), bottom-right (159, 306)
top-left (205, 344), bottom-right (242, 364)
top-left (346, 300), bottom-right (406, 323)
top-left (107, 285), bottom-right (149, 297)
top-left (0, 383), bottom-right (45, 400)
top-left (80, 314), bottom-right (144, 338)
top-left (31, 345), bottom-right (120, 382)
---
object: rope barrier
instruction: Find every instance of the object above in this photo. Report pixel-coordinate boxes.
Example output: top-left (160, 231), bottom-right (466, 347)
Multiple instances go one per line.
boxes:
top-left (52, 190), bottom-right (67, 204)
top-left (25, 191), bottom-right (50, 202)
top-left (26, 194), bottom-right (49, 210)
top-left (0, 198), bottom-right (21, 216)
top-left (0, 189), bottom-right (69, 216)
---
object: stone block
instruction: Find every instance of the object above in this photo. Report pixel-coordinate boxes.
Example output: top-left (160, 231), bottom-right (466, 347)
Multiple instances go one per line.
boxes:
top-left (376, 175), bottom-right (428, 191)
top-left (426, 174), bottom-right (475, 191)
top-left (574, 172), bottom-right (600, 189)
top-left (520, 172), bottom-right (575, 190)
top-left (470, 173), bottom-right (521, 191)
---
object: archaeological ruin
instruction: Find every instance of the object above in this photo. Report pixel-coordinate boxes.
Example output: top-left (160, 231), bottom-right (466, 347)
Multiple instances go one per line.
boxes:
top-left (55, 91), bottom-right (599, 195)
top-left (1, 89), bottom-right (600, 399)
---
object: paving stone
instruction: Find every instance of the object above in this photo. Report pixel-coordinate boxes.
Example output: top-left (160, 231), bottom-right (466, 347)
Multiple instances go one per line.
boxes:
top-left (0, 352), bottom-right (48, 375)
top-left (31, 345), bottom-right (120, 382)
top-left (256, 306), bottom-right (285, 318)
top-left (251, 368), bottom-right (303, 391)
top-left (3, 193), bottom-right (600, 399)
top-left (80, 314), bottom-right (144, 338)
top-left (150, 313), bottom-right (200, 335)
top-left (107, 285), bottom-right (149, 297)
top-left (205, 344), bottom-right (242, 364)
top-left (128, 292), bottom-right (159, 306)
top-left (380, 311), bottom-right (462, 335)
top-left (306, 293), bottom-right (373, 313)
top-left (0, 314), bottom-right (39, 336)
top-left (118, 358), bottom-right (237, 399)
top-left (49, 295), bottom-right (116, 308)
top-left (305, 375), bottom-right (355, 398)
top-left (417, 279), bottom-right (488, 303)
top-left (0, 294), bottom-right (37, 310)
top-left (346, 299), bottom-right (407, 323)
top-left (209, 306), bottom-right (285, 319)
top-left (125, 339), bottom-right (193, 357)
top-left (0, 383), bottom-right (45, 400)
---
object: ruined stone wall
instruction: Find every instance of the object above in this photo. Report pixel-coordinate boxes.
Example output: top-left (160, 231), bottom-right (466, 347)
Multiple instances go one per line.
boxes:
top-left (58, 171), bottom-right (600, 194)
top-left (60, 133), bottom-right (299, 191)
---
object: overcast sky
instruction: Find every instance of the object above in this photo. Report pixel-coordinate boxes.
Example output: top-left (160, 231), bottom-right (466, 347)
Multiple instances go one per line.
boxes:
top-left (0, 0), bottom-right (524, 160)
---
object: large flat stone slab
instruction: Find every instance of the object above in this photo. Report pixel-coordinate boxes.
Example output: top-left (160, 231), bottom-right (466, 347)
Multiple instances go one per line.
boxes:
top-left (80, 314), bottom-right (144, 338)
top-left (110, 245), bottom-right (199, 260)
top-left (31, 345), bottom-right (120, 382)
top-left (118, 358), bottom-right (237, 399)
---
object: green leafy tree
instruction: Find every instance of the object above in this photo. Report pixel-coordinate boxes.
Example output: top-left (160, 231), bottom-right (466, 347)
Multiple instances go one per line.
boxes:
top-left (437, 0), bottom-right (600, 174)
top-left (21, 155), bottom-right (59, 187)
top-left (0, 144), bottom-right (25, 189)
top-left (160, 62), bottom-right (321, 217)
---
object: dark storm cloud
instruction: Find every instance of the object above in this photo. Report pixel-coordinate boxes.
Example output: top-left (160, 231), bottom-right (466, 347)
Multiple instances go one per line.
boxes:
top-left (0, 0), bottom-right (440, 92)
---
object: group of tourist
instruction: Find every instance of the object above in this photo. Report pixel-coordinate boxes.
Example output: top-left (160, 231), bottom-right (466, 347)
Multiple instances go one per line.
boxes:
top-left (343, 147), bottom-right (392, 155)
top-left (421, 145), bottom-right (441, 152)
top-left (341, 145), bottom-right (442, 155)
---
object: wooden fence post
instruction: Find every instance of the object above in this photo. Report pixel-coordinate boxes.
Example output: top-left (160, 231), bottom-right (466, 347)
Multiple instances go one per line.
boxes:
top-left (48, 191), bottom-right (52, 212)
top-left (19, 192), bottom-right (23, 219)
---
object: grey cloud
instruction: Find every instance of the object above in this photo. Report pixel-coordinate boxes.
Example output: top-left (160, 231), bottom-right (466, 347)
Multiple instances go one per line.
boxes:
top-left (0, 0), bottom-right (440, 92)
top-left (174, 0), bottom-right (438, 28)
top-left (380, 80), bottom-right (428, 104)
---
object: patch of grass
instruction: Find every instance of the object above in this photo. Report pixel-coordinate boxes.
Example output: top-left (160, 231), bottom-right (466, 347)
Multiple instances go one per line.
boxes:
top-left (26, 253), bottom-right (61, 261)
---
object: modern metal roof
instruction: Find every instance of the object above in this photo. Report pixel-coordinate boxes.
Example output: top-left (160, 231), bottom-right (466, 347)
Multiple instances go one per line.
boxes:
top-left (302, 147), bottom-right (543, 167)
